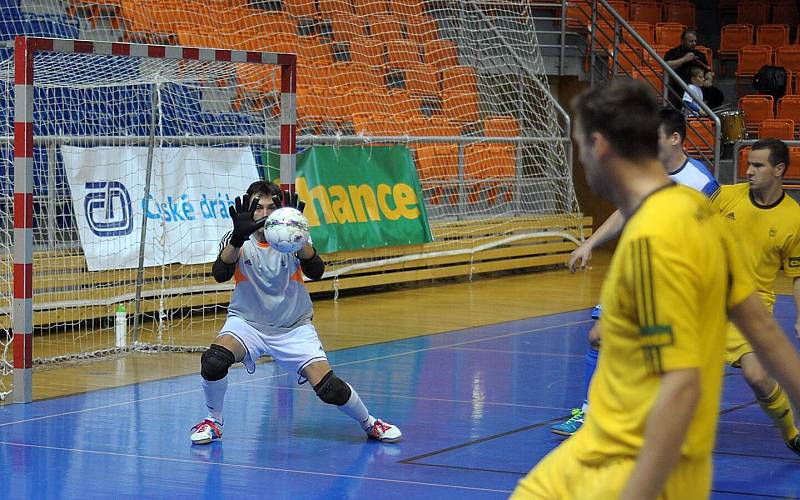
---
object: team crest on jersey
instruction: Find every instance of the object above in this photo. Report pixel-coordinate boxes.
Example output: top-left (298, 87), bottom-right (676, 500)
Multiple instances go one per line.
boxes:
top-left (244, 259), bottom-right (252, 266)
top-left (725, 212), bottom-right (736, 220)
top-left (769, 227), bottom-right (777, 237)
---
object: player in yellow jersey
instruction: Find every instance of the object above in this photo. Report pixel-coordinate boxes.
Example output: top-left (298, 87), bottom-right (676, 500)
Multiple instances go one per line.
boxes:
top-left (511, 79), bottom-right (800, 499)
top-left (710, 138), bottom-right (800, 455)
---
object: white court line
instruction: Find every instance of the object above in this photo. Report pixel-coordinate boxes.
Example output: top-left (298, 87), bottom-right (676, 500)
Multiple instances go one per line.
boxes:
top-left (0, 441), bottom-right (513, 494)
top-left (0, 319), bottom-right (590, 428)
top-left (445, 347), bottom-right (584, 357)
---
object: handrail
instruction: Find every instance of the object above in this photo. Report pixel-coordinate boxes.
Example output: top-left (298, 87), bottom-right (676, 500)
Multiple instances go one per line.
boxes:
top-left (585, 0), bottom-right (722, 174)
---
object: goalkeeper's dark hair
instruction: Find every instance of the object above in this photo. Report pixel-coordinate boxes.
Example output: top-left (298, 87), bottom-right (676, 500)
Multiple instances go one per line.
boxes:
top-left (658, 108), bottom-right (686, 142)
top-left (246, 180), bottom-right (282, 199)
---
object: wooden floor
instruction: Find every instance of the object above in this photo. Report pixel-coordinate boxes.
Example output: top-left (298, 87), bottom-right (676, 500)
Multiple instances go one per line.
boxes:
top-left (7, 247), bottom-right (798, 402)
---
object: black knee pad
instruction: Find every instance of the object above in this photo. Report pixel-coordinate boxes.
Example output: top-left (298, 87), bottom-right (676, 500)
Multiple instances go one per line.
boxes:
top-left (201, 344), bottom-right (235, 381)
top-left (313, 371), bottom-right (352, 406)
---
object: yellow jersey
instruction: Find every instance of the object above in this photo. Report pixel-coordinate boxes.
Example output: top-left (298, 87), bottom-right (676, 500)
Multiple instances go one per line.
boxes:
top-left (572, 184), bottom-right (754, 464)
top-left (710, 183), bottom-right (800, 307)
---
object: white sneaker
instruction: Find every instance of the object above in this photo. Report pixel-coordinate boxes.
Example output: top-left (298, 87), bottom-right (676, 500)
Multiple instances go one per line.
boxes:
top-left (366, 418), bottom-right (402, 443)
top-left (190, 417), bottom-right (223, 445)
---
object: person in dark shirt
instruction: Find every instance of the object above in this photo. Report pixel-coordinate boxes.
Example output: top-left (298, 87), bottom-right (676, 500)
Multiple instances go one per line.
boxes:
top-left (664, 29), bottom-right (715, 109)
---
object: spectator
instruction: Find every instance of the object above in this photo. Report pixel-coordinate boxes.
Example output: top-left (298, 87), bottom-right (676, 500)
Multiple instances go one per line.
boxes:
top-left (664, 29), bottom-right (714, 109)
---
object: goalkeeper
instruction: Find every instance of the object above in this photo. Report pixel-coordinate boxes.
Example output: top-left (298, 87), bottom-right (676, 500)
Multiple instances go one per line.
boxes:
top-left (190, 180), bottom-right (401, 445)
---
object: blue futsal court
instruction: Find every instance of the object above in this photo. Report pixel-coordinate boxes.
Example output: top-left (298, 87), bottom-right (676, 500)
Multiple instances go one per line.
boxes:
top-left (1, 297), bottom-right (799, 499)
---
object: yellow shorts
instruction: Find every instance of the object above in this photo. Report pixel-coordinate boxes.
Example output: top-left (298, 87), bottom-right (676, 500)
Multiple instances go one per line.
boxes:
top-left (511, 438), bottom-right (711, 499)
top-left (725, 303), bottom-right (773, 367)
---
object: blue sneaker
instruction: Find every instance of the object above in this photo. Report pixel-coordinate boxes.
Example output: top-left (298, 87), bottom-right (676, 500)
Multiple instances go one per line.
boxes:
top-left (550, 408), bottom-right (584, 436)
top-left (591, 305), bottom-right (602, 320)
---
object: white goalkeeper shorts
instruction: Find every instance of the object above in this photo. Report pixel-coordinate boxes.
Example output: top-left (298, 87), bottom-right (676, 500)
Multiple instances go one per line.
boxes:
top-left (219, 316), bottom-right (327, 384)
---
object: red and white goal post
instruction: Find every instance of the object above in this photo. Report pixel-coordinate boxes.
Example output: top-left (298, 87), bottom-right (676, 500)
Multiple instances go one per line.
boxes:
top-left (8, 36), bottom-right (297, 403)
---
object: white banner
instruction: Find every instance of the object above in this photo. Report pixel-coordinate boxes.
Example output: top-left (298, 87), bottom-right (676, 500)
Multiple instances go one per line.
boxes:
top-left (62, 146), bottom-right (260, 271)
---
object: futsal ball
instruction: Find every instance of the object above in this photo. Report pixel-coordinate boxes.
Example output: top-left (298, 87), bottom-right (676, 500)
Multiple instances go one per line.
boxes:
top-left (264, 207), bottom-right (310, 253)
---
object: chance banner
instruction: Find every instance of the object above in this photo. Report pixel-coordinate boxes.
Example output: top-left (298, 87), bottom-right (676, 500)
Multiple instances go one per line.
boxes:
top-left (283, 146), bottom-right (433, 254)
top-left (62, 146), bottom-right (259, 271)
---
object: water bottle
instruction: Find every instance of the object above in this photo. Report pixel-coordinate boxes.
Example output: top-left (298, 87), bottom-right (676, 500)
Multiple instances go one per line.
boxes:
top-left (115, 304), bottom-right (127, 348)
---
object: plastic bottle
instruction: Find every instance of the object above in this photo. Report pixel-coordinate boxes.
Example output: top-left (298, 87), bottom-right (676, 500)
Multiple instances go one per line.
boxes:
top-left (115, 304), bottom-right (127, 348)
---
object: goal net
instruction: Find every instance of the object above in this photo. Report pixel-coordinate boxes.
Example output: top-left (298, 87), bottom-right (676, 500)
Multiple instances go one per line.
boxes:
top-left (0, 0), bottom-right (579, 401)
top-left (0, 36), bottom-right (294, 401)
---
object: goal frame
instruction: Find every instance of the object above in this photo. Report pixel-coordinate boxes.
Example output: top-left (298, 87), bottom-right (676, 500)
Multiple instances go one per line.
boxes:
top-left (11, 35), bottom-right (297, 403)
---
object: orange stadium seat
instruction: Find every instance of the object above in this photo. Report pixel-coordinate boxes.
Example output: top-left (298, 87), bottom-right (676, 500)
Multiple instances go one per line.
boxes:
top-left (655, 22), bottom-right (685, 47)
top-left (739, 94), bottom-right (775, 135)
top-left (331, 16), bottom-right (368, 41)
top-left (405, 14), bottom-right (440, 44)
top-left (609, 46), bottom-right (642, 75)
top-left (736, 45), bottom-right (773, 78)
top-left (318, 0), bottom-right (354, 17)
top-left (631, 2), bottom-right (662, 25)
top-left (484, 116), bottom-right (520, 137)
top-left (777, 95), bottom-right (800, 134)
top-left (423, 40), bottom-right (459, 73)
top-left (353, 0), bottom-right (389, 17)
top-left (756, 24), bottom-right (790, 49)
top-left (684, 118), bottom-right (715, 156)
top-left (758, 118), bottom-right (795, 139)
top-left (414, 144), bottom-right (459, 205)
top-left (719, 24), bottom-right (754, 73)
top-left (664, 2), bottom-right (694, 26)
top-left (464, 144), bottom-right (517, 204)
top-left (603, 1), bottom-right (630, 20)
top-left (788, 148), bottom-right (800, 179)
top-left (385, 40), bottom-right (421, 68)
top-left (627, 21), bottom-right (655, 45)
top-left (390, 0), bottom-right (425, 17)
top-left (284, 0), bottom-right (318, 18)
top-left (349, 36), bottom-right (386, 67)
top-left (738, 146), bottom-right (750, 179)
top-left (772, 1), bottom-right (800, 26)
top-left (368, 14), bottom-right (406, 43)
top-left (633, 67), bottom-right (666, 98)
top-left (441, 65), bottom-right (478, 94)
top-left (403, 64), bottom-right (440, 95)
top-left (737, 2), bottom-right (769, 26)
top-left (775, 45), bottom-right (800, 73)
top-left (442, 92), bottom-right (480, 123)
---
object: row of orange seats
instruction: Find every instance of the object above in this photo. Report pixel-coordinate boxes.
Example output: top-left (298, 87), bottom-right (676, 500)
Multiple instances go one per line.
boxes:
top-left (120, 0), bottom-right (437, 38)
top-left (733, 44), bottom-right (800, 78)
top-left (738, 94), bottom-right (800, 136)
top-left (415, 143), bottom-right (518, 205)
top-left (235, 61), bottom-right (477, 97)
top-left (728, 1), bottom-right (799, 27)
top-left (720, 24), bottom-right (800, 57)
top-left (568, 1), bottom-right (695, 28)
top-left (295, 91), bottom-right (481, 124)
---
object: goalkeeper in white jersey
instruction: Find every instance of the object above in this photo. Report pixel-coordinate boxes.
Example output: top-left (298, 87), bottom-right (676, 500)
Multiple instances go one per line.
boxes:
top-left (190, 180), bottom-right (401, 445)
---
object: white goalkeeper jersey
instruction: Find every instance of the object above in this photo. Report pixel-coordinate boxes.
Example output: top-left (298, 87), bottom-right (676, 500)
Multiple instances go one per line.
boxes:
top-left (221, 231), bottom-right (313, 334)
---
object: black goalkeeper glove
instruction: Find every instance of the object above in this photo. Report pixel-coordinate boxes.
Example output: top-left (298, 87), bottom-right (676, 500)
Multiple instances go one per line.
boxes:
top-left (272, 190), bottom-right (306, 213)
top-left (228, 194), bottom-right (266, 247)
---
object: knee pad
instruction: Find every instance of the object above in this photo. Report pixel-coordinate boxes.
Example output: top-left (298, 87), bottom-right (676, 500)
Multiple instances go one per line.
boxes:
top-left (201, 344), bottom-right (235, 381)
top-left (313, 371), bottom-right (352, 406)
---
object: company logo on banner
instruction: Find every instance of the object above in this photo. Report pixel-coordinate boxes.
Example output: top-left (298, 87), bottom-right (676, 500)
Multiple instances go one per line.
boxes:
top-left (63, 146), bottom-right (259, 271)
top-left (84, 181), bottom-right (134, 236)
top-left (264, 146), bottom-right (432, 254)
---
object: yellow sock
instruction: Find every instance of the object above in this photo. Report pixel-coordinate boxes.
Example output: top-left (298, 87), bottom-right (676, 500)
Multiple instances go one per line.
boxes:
top-left (757, 384), bottom-right (800, 442)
